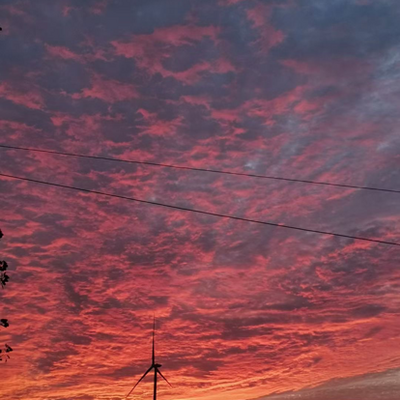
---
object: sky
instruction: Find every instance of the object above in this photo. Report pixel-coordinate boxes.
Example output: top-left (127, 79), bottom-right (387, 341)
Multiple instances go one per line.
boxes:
top-left (0, 0), bottom-right (400, 399)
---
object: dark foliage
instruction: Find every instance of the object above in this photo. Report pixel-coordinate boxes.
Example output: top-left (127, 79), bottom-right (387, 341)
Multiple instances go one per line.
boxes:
top-left (0, 344), bottom-right (13, 362)
top-left (0, 229), bottom-right (12, 362)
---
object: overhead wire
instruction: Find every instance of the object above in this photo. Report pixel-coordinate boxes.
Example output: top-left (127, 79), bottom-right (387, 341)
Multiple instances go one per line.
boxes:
top-left (0, 144), bottom-right (399, 194)
top-left (0, 172), bottom-right (399, 247)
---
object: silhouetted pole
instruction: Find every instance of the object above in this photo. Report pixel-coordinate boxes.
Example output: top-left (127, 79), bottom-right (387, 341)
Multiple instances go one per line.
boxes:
top-left (126, 317), bottom-right (171, 398)
top-left (154, 367), bottom-right (157, 400)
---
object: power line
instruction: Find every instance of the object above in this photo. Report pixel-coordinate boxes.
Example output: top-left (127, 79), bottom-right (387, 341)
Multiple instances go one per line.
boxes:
top-left (0, 144), bottom-right (398, 195)
top-left (0, 172), bottom-right (398, 247)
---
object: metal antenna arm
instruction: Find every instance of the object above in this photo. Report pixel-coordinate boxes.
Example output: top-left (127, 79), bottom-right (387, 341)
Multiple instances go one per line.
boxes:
top-left (152, 317), bottom-right (156, 365)
top-left (126, 365), bottom-right (154, 398)
top-left (156, 368), bottom-right (172, 387)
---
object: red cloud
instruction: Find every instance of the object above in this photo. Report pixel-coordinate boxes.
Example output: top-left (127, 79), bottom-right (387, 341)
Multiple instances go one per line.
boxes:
top-left (1, 2), bottom-right (400, 400)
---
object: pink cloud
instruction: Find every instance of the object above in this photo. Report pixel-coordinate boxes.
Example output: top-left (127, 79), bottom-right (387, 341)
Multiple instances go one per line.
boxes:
top-left (49, 112), bottom-right (124, 154)
top-left (0, 119), bottom-right (42, 142)
top-left (0, 3), bottom-right (31, 18)
top-left (61, 4), bottom-right (77, 17)
top-left (0, 82), bottom-right (45, 110)
top-left (246, 4), bottom-right (285, 53)
top-left (45, 44), bottom-right (83, 62)
top-left (160, 58), bottom-right (235, 84)
top-left (111, 25), bottom-right (219, 58)
top-left (179, 95), bottom-right (212, 109)
top-left (136, 108), bottom-right (183, 137)
top-left (208, 85), bottom-right (309, 128)
top-left (70, 74), bottom-right (138, 102)
top-left (219, 0), bottom-right (246, 5)
top-left (89, 0), bottom-right (109, 14)
top-left (210, 108), bottom-right (241, 123)
top-left (111, 24), bottom-right (230, 84)
top-left (281, 57), bottom-right (371, 83)
top-left (45, 43), bottom-right (109, 63)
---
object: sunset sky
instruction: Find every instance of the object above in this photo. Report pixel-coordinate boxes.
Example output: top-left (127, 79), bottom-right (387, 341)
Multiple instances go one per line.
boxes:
top-left (1, 0), bottom-right (400, 399)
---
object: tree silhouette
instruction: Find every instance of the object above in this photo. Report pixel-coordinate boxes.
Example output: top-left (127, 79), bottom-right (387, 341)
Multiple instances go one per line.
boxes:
top-left (0, 229), bottom-right (13, 362)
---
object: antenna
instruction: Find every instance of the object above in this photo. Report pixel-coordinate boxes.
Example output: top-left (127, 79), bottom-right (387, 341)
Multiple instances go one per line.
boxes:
top-left (152, 316), bottom-right (155, 365)
top-left (126, 318), bottom-right (172, 400)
